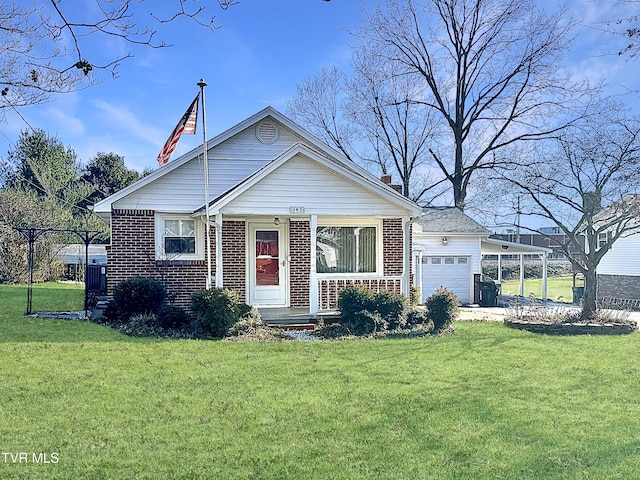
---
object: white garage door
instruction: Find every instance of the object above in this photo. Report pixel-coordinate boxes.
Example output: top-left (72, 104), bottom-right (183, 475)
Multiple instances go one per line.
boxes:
top-left (421, 256), bottom-right (470, 304)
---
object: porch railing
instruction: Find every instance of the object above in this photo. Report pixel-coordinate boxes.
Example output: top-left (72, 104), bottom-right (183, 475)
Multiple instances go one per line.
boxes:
top-left (317, 276), bottom-right (403, 311)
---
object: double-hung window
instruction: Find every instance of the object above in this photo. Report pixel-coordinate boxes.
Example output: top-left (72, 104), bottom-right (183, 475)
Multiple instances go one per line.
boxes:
top-left (316, 225), bottom-right (378, 274)
top-left (156, 214), bottom-right (202, 260)
top-left (164, 219), bottom-right (196, 254)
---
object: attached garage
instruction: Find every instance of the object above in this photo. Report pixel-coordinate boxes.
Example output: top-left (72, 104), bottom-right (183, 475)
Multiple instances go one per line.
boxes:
top-left (420, 256), bottom-right (471, 304)
top-left (413, 207), bottom-right (489, 306)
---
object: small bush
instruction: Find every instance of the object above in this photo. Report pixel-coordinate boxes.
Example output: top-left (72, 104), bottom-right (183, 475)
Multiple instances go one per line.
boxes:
top-left (374, 290), bottom-right (408, 329)
top-left (314, 322), bottom-right (352, 339)
top-left (104, 277), bottom-right (167, 323)
top-left (190, 288), bottom-right (244, 338)
top-left (338, 285), bottom-right (410, 335)
top-left (118, 313), bottom-right (159, 337)
top-left (425, 287), bottom-right (460, 332)
top-left (157, 304), bottom-right (192, 330)
top-left (227, 316), bottom-right (267, 336)
top-left (406, 306), bottom-right (430, 327)
top-left (338, 285), bottom-right (375, 319)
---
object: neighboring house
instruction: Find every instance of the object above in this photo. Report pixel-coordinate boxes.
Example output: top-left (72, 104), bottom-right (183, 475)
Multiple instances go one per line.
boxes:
top-left (412, 207), bottom-right (489, 304)
top-left (56, 244), bottom-right (108, 280)
top-left (587, 194), bottom-right (640, 307)
top-left (92, 107), bottom-right (423, 314)
top-left (597, 233), bottom-right (640, 304)
top-left (493, 228), bottom-right (585, 260)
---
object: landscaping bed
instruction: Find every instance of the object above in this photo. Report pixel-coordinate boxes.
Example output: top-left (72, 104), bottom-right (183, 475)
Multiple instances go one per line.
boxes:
top-left (504, 318), bottom-right (636, 335)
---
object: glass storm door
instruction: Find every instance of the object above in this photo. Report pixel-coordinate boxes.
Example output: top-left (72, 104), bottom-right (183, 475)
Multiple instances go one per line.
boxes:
top-left (250, 224), bottom-right (287, 306)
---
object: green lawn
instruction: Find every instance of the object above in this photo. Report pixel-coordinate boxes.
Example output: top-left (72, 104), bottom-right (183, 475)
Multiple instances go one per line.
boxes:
top-left (500, 275), bottom-right (583, 301)
top-left (1, 283), bottom-right (639, 479)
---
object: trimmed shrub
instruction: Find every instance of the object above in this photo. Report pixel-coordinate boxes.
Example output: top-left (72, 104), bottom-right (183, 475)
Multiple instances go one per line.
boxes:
top-left (406, 306), bottom-right (430, 327)
top-left (190, 288), bottom-right (244, 338)
top-left (374, 290), bottom-right (408, 329)
top-left (338, 285), bottom-right (408, 335)
top-left (338, 285), bottom-right (375, 319)
top-left (104, 277), bottom-right (167, 323)
top-left (425, 287), bottom-right (460, 332)
top-left (157, 304), bottom-right (192, 330)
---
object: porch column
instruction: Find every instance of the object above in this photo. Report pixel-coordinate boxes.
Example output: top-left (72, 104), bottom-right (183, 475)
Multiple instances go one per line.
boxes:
top-left (215, 213), bottom-right (223, 288)
top-left (417, 249), bottom-right (424, 301)
top-left (309, 214), bottom-right (319, 315)
top-left (519, 253), bottom-right (525, 297)
top-left (497, 254), bottom-right (503, 283)
top-left (402, 216), bottom-right (413, 298)
top-left (542, 252), bottom-right (548, 300)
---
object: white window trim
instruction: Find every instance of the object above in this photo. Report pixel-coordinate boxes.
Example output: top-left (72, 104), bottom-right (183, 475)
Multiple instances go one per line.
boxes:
top-left (315, 217), bottom-right (383, 276)
top-left (155, 213), bottom-right (205, 261)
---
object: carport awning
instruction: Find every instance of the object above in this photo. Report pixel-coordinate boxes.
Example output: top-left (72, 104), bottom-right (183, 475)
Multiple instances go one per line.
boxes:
top-left (481, 237), bottom-right (552, 300)
top-left (481, 238), bottom-right (552, 256)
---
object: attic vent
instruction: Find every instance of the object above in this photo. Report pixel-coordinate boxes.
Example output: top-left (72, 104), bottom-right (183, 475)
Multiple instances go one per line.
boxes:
top-left (256, 120), bottom-right (279, 144)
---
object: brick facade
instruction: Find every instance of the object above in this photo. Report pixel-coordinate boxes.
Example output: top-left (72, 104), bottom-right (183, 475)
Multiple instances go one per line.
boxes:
top-left (383, 218), bottom-right (404, 276)
top-left (107, 211), bottom-right (408, 312)
top-left (222, 220), bottom-right (246, 302)
top-left (597, 274), bottom-right (640, 304)
top-left (108, 210), bottom-right (248, 309)
top-left (289, 220), bottom-right (311, 307)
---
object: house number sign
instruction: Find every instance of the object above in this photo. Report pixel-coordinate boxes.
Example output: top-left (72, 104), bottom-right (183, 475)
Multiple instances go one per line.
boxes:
top-left (289, 206), bottom-right (305, 214)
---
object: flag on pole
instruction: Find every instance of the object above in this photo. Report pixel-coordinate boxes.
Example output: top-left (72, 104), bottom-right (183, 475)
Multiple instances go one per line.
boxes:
top-left (157, 93), bottom-right (199, 166)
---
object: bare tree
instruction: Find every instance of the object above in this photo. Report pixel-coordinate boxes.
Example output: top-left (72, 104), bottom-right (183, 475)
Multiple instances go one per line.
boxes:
top-left (288, 59), bottom-right (446, 202)
top-left (0, 0), bottom-right (239, 118)
top-left (502, 104), bottom-right (640, 318)
top-left (602, 0), bottom-right (640, 59)
top-left (355, 0), bottom-right (590, 210)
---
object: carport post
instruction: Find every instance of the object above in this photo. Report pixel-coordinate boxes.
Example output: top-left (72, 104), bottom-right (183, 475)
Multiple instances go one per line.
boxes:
top-left (542, 252), bottom-right (548, 300)
top-left (519, 253), bottom-right (525, 297)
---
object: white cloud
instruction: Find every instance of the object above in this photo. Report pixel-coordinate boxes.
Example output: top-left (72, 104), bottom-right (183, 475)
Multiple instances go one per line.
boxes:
top-left (91, 99), bottom-right (164, 145)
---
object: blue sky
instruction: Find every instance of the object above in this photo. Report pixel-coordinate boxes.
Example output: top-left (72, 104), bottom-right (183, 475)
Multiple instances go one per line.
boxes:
top-left (1, 0), bottom-right (638, 173)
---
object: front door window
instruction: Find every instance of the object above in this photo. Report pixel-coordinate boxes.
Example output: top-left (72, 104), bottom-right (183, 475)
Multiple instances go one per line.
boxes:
top-left (255, 230), bottom-right (279, 286)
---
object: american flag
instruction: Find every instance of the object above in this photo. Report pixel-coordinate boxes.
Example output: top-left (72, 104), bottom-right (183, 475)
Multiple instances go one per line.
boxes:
top-left (157, 93), bottom-right (199, 166)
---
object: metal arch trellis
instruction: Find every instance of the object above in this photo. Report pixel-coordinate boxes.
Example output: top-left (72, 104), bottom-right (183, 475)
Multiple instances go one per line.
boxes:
top-left (13, 226), bottom-right (105, 316)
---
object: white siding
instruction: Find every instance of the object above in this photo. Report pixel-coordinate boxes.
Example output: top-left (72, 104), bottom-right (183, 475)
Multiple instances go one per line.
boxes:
top-left (220, 154), bottom-right (412, 217)
top-left (114, 125), bottom-right (303, 211)
top-left (413, 234), bottom-right (482, 274)
top-left (598, 234), bottom-right (640, 276)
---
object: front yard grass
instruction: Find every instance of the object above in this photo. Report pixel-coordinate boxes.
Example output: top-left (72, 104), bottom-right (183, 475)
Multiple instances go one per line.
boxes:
top-left (1, 283), bottom-right (639, 479)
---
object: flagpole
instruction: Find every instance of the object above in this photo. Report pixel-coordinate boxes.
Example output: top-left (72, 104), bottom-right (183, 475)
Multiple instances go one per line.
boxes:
top-left (198, 78), bottom-right (212, 290)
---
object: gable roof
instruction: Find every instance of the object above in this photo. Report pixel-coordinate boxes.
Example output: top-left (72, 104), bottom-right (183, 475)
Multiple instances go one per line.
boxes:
top-left (192, 142), bottom-right (422, 216)
top-left (93, 107), bottom-right (419, 216)
top-left (415, 207), bottom-right (489, 235)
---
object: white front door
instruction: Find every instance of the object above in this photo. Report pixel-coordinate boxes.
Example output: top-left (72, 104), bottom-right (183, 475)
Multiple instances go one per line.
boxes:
top-left (249, 224), bottom-right (287, 306)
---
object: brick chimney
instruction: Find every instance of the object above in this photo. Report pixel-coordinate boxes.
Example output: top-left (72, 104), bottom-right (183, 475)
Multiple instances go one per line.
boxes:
top-left (381, 175), bottom-right (403, 194)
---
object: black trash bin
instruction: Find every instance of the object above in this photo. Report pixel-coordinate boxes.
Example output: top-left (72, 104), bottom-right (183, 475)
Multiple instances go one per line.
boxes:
top-left (572, 286), bottom-right (584, 304)
top-left (479, 281), bottom-right (498, 307)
